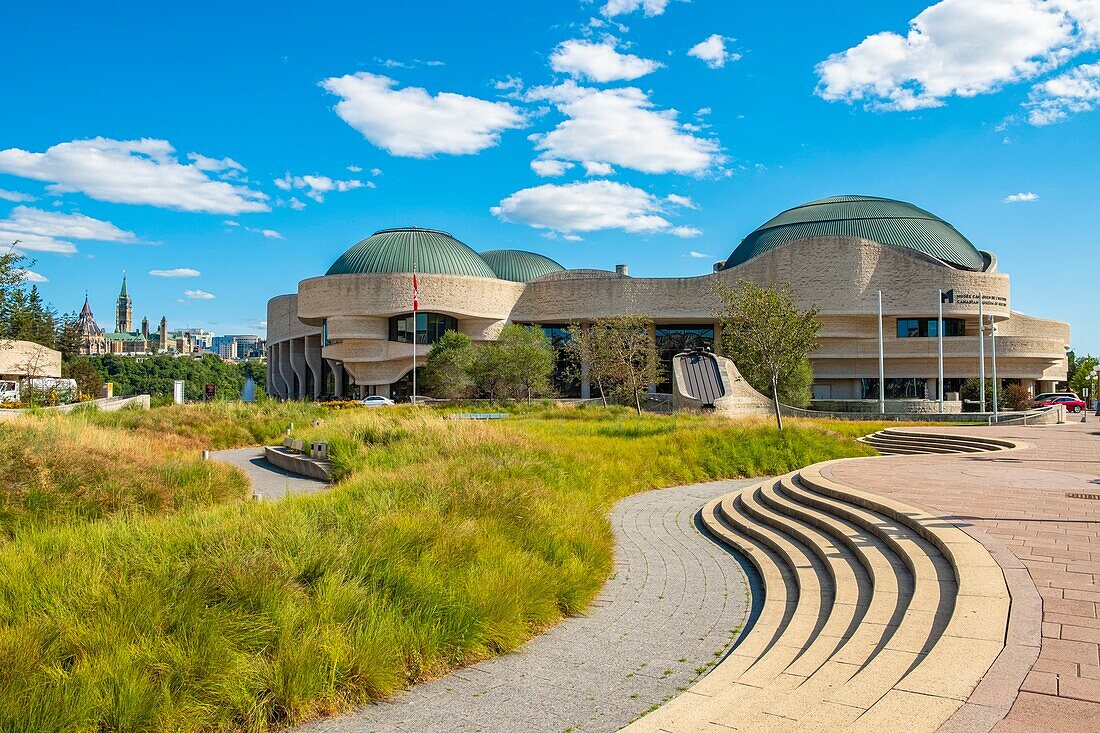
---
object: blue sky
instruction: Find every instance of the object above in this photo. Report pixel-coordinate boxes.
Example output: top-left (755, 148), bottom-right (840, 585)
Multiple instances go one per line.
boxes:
top-left (1, 0), bottom-right (1098, 354)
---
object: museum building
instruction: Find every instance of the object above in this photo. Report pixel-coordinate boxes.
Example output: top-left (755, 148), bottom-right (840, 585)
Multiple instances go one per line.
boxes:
top-left (266, 195), bottom-right (1070, 404)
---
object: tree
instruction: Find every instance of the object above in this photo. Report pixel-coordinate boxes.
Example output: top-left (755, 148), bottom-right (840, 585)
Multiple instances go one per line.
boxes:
top-left (570, 316), bottom-right (659, 414)
top-left (717, 280), bottom-right (820, 430)
top-left (497, 325), bottom-right (554, 401)
top-left (960, 377), bottom-right (997, 412)
top-left (1069, 355), bottom-right (1097, 399)
top-left (470, 342), bottom-right (508, 402)
top-left (421, 330), bottom-right (476, 399)
top-left (1001, 383), bottom-right (1033, 411)
top-left (54, 313), bottom-right (85, 361)
top-left (63, 357), bottom-right (104, 399)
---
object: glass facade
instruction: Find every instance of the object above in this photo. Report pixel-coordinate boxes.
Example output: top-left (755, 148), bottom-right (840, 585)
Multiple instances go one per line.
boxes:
top-left (656, 325), bottom-right (715, 393)
top-left (861, 378), bottom-right (928, 399)
top-left (388, 313), bottom-right (458, 344)
top-left (896, 318), bottom-right (966, 338)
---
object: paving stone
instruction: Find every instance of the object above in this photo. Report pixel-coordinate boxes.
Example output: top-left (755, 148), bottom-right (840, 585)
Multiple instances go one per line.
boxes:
top-left (289, 479), bottom-right (754, 733)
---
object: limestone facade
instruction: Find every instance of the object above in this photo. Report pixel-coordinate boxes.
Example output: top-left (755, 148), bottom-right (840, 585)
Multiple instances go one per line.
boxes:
top-left (267, 237), bottom-right (1069, 401)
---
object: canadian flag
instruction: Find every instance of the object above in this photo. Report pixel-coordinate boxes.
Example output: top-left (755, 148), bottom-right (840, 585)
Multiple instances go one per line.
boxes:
top-left (412, 271), bottom-right (419, 312)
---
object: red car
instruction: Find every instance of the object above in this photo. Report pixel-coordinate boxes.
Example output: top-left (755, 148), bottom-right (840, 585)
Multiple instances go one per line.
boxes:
top-left (1033, 395), bottom-right (1087, 413)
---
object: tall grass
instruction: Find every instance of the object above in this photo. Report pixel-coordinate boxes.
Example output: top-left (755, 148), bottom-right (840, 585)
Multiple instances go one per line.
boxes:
top-left (73, 400), bottom-right (328, 450)
top-left (0, 415), bottom-right (247, 536)
top-left (0, 404), bottom-right (875, 732)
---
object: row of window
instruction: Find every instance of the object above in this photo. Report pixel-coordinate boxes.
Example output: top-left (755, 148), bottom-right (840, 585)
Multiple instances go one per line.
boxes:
top-left (327, 314), bottom-right (971, 347)
top-left (896, 318), bottom-right (966, 338)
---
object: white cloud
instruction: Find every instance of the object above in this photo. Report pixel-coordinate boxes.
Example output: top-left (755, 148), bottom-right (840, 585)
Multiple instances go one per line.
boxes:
top-left (22, 270), bottom-right (48, 283)
top-left (0, 138), bottom-right (269, 214)
top-left (527, 82), bottom-right (722, 174)
top-left (688, 34), bottom-right (739, 69)
top-left (1026, 61), bottom-right (1100, 123)
top-left (1004, 191), bottom-right (1040, 202)
top-left (583, 161), bottom-right (615, 176)
top-left (531, 159), bottom-right (574, 177)
top-left (260, 229), bottom-right (283, 239)
top-left (184, 289), bottom-right (216, 300)
top-left (665, 193), bottom-right (697, 209)
top-left (224, 220), bottom-right (240, 227)
top-left (0, 188), bottom-right (35, 202)
top-left (687, 250), bottom-right (712, 258)
top-left (0, 206), bottom-right (138, 254)
top-left (601, 0), bottom-right (671, 18)
top-left (275, 172), bottom-right (363, 202)
top-left (149, 268), bottom-right (201, 277)
top-left (491, 180), bottom-right (701, 237)
top-left (288, 197), bottom-right (306, 210)
top-left (346, 165), bottom-right (363, 173)
top-left (186, 153), bottom-right (245, 173)
top-left (815, 0), bottom-right (1100, 111)
top-left (370, 168), bottom-right (382, 176)
top-left (321, 72), bottom-right (526, 157)
top-left (551, 38), bottom-right (662, 82)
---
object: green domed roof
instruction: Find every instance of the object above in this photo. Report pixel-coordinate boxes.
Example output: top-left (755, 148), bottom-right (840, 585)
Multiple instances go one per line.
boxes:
top-left (326, 227), bottom-right (497, 278)
top-left (722, 196), bottom-right (986, 272)
top-left (479, 249), bottom-right (565, 282)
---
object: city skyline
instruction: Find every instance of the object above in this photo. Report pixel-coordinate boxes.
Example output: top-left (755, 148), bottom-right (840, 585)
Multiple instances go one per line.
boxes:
top-left (2, 1), bottom-right (1098, 353)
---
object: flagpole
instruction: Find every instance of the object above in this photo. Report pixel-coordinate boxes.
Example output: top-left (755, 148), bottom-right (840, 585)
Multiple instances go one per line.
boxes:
top-left (877, 290), bottom-right (885, 415)
top-left (978, 293), bottom-right (986, 412)
top-left (412, 263), bottom-right (417, 406)
top-left (937, 289), bottom-right (944, 413)
top-left (991, 315), bottom-right (999, 423)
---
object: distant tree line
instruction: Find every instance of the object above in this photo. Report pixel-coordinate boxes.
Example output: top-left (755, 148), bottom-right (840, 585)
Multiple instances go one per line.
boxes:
top-left (1, 252), bottom-right (83, 359)
top-left (87, 354), bottom-right (266, 401)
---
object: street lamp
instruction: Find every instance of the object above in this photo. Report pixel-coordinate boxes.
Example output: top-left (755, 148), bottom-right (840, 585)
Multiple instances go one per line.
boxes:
top-left (1093, 365), bottom-right (1100, 417)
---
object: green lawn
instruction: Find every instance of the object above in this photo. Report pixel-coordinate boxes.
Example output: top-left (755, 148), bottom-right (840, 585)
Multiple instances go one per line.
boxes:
top-left (0, 402), bottom-right (876, 732)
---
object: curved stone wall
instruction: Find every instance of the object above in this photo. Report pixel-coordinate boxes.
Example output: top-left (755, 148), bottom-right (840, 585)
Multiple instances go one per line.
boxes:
top-left (266, 236), bottom-right (1068, 400)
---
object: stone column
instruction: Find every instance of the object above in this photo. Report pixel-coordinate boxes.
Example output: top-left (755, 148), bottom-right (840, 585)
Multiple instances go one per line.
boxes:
top-left (328, 360), bottom-right (345, 398)
top-left (304, 334), bottom-right (323, 400)
top-left (276, 342), bottom-right (292, 399)
top-left (713, 322), bottom-right (723, 355)
top-left (266, 347), bottom-right (275, 397)
top-left (289, 338), bottom-right (307, 400)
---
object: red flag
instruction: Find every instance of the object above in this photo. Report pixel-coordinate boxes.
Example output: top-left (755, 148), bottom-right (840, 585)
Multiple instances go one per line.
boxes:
top-left (412, 272), bottom-right (419, 312)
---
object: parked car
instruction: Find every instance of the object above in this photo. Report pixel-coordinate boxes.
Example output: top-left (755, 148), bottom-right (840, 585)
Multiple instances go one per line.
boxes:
top-left (1033, 391), bottom-right (1080, 403)
top-left (358, 395), bottom-right (395, 407)
top-left (1033, 395), bottom-right (1086, 413)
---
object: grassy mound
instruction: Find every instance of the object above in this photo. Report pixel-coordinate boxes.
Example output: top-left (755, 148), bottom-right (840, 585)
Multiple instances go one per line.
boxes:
top-left (0, 404), bottom-right (875, 732)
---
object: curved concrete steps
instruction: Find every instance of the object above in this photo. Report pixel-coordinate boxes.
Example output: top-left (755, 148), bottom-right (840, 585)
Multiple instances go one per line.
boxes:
top-left (620, 458), bottom-right (1011, 733)
top-left (859, 429), bottom-right (1016, 456)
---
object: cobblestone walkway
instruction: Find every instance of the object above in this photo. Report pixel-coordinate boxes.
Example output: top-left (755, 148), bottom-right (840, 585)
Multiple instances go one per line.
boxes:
top-left (292, 479), bottom-right (756, 733)
top-left (827, 420), bottom-right (1100, 732)
top-left (211, 447), bottom-right (328, 500)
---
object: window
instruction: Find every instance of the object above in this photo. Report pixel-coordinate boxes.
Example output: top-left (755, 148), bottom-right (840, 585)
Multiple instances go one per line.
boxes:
top-left (896, 318), bottom-right (966, 338)
top-left (388, 313), bottom-right (458, 344)
top-left (656, 325), bottom-right (715, 394)
top-left (861, 378), bottom-right (928, 399)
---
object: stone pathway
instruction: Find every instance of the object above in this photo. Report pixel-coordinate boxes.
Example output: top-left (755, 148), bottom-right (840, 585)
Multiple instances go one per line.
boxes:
top-left (292, 479), bottom-right (756, 733)
top-left (210, 447), bottom-right (328, 501)
top-left (826, 420), bottom-right (1100, 732)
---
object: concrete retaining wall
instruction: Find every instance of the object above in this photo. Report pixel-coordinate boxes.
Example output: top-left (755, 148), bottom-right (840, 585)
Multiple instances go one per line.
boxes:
top-left (0, 394), bottom-right (150, 420)
top-left (263, 446), bottom-right (332, 481)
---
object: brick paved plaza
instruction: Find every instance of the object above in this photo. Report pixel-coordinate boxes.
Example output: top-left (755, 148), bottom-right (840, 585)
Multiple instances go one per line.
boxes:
top-left (828, 420), bottom-right (1100, 731)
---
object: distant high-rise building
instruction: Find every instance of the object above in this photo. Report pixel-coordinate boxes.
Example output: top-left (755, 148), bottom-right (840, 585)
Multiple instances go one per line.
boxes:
top-left (158, 316), bottom-right (168, 351)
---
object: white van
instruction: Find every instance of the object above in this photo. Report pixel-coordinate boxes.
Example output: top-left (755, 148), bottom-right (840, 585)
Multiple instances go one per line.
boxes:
top-left (0, 380), bottom-right (18, 404)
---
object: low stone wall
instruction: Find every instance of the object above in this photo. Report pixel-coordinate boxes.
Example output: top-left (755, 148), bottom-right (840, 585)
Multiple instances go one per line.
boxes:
top-left (809, 398), bottom-right (963, 414)
top-left (0, 394), bottom-right (150, 420)
top-left (782, 404), bottom-right (1063, 424)
top-left (263, 446), bottom-right (332, 481)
